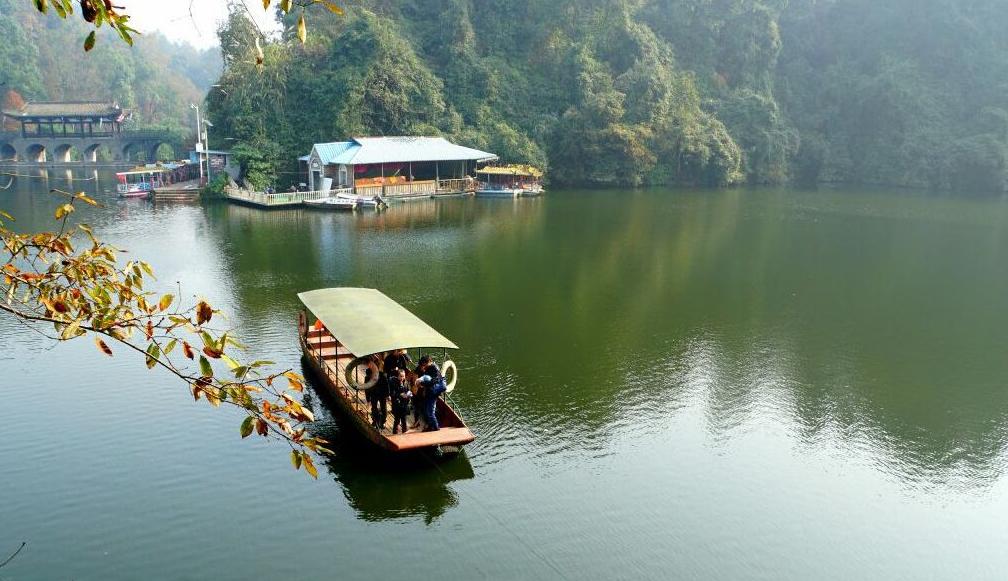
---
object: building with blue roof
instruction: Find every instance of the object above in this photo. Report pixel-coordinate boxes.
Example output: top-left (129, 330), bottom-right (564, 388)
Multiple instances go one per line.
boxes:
top-left (305, 136), bottom-right (497, 199)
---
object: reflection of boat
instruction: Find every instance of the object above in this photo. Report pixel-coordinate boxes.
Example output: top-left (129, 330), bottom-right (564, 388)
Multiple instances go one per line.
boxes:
top-left (303, 196), bottom-right (358, 211)
top-left (298, 288), bottom-right (476, 453)
top-left (477, 165), bottom-right (545, 197)
top-left (299, 385), bottom-right (475, 524)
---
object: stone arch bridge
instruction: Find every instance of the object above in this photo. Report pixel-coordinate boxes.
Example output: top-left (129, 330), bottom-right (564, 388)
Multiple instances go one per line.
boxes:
top-left (0, 129), bottom-right (182, 164)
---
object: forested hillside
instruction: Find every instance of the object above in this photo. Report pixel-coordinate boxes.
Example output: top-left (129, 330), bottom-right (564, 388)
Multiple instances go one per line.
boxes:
top-left (201, 0), bottom-right (1008, 192)
top-left (0, 0), bottom-right (220, 130)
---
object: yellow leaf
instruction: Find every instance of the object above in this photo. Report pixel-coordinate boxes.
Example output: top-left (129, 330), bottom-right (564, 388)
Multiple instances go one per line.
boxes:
top-left (319, 0), bottom-right (343, 15)
top-left (297, 13), bottom-right (307, 43)
top-left (158, 294), bottom-right (174, 312)
top-left (291, 449), bottom-right (302, 470)
top-left (54, 203), bottom-right (75, 220)
top-left (280, 0), bottom-right (291, 11)
top-left (302, 453), bottom-right (318, 478)
top-left (75, 191), bottom-right (98, 206)
top-left (205, 388), bottom-right (221, 408)
top-left (262, 0), bottom-right (271, 9)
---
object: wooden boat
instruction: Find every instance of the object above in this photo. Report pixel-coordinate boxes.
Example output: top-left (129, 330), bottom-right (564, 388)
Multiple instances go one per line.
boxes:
top-left (298, 288), bottom-right (476, 453)
top-left (518, 183), bottom-right (544, 197)
top-left (303, 196), bottom-right (358, 211)
top-left (476, 186), bottom-right (524, 197)
top-left (116, 161), bottom-right (199, 199)
top-left (336, 191), bottom-right (388, 210)
top-left (476, 164), bottom-right (545, 197)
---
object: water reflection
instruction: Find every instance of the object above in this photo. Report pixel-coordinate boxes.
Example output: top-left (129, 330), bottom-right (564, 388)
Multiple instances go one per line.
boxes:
top-left (300, 367), bottom-right (474, 524)
top-left (6, 173), bottom-right (1008, 497)
top-left (210, 187), bottom-right (1008, 490)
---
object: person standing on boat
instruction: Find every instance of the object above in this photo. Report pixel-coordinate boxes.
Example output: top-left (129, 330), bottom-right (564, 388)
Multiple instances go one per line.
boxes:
top-left (383, 349), bottom-right (412, 377)
top-left (365, 356), bottom-right (389, 430)
top-left (389, 369), bottom-right (412, 434)
top-left (412, 356), bottom-right (433, 430)
top-left (419, 357), bottom-right (447, 432)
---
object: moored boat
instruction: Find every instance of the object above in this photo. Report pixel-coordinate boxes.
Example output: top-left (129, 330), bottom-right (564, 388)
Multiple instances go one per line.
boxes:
top-left (476, 165), bottom-right (545, 197)
top-left (303, 196), bottom-right (358, 211)
top-left (116, 161), bottom-right (200, 199)
top-left (336, 191), bottom-right (388, 210)
top-left (298, 288), bottom-right (476, 453)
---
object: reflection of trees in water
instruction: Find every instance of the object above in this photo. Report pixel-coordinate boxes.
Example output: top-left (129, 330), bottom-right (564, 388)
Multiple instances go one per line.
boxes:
top-left (455, 189), bottom-right (1008, 486)
top-left (206, 188), bottom-right (1008, 488)
top-left (300, 361), bottom-right (475, 524)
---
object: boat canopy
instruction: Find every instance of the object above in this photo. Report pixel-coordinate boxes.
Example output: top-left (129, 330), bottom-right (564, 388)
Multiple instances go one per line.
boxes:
top-left (477, 164), bottom-right (544, 178)
top-left (298, 288), bottom-right (458, 356)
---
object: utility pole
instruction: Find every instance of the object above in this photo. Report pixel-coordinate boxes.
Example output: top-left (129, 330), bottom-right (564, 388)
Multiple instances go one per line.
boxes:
top-left (190, 103), bottom-right (203, 184)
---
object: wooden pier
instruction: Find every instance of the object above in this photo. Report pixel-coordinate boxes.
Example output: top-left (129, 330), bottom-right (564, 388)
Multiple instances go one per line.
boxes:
top-left (151, 179), bottom-right (202, 202)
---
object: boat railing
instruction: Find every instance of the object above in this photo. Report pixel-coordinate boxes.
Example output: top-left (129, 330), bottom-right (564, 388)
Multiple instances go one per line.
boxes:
top-left (308, 331), bottom-right (371, 420)
top-left (226, 187), bottom-right (353, 206)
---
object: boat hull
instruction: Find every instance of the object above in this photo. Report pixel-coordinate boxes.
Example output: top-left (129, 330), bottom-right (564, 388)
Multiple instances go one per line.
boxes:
top-left (476, 188), bottom-right (523, 197)
top-left (303, 198), bottom-right (357, 211)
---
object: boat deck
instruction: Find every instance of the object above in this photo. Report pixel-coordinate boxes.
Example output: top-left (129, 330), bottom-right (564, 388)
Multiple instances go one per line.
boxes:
top-left (305, 332), bottom-right (475, 451)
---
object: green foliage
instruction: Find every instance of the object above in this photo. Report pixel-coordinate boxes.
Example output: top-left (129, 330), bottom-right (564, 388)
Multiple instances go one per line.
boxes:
top-left (233, 135), bottom-right (284, 190)
top-left (203, 173), bottom-right (231, 199)
top-left (204, 0), bottom-right (1008, 192)
top-left (1, 0), bottom-right (220, 131)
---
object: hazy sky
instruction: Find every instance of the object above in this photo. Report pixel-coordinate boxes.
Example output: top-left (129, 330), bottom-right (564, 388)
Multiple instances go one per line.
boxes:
top-left (123, 0), bottom-right (279, 49)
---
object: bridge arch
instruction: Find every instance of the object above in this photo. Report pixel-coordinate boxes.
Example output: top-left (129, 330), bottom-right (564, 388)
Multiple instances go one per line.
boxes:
top-left (150, 142), bottom-right (177, 162)
top-left (0, 143), bottom-right (16, 162)
top-left (122, 142), bottom-right (141, 162)
top-left (83, 143), bottom-right (114, 163)
top-left (25, 144), bottom-right (47, 163)
top-left (53, 144), bottom-right (83, 163)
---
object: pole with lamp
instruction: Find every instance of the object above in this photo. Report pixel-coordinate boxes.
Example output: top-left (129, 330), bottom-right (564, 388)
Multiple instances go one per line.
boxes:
top-left (202, 119), bottom-right (213, 183)
top-left (190, 103), bottom-right (204, 185)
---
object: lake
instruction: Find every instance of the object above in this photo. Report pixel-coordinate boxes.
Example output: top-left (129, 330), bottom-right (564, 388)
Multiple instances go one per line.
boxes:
top-left (2, 170), bottom-right (1008, 580)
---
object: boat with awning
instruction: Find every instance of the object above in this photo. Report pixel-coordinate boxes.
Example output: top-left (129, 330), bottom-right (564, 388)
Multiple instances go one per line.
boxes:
top-left (476, 165), bottom-right (545, 197)
top-left (297, 288), bottom-right (475, 453)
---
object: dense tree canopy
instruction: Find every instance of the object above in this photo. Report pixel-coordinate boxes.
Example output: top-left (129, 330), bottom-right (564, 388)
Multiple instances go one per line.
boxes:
top-left (8, 0), bottom-right (1008, 192)
top-left (202, 0), bottom-right (1008, 192)
top-left (1, 0), bottom-right (220, 131)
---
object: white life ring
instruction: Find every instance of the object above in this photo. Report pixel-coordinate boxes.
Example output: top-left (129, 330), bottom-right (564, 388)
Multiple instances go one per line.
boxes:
top-left (442, 360), bottom-right (459, 393)
top-left (345, 357), bottom-right (380, 391)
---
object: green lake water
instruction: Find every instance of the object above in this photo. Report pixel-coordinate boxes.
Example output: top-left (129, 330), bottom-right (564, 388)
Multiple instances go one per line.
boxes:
top-left (2, 170), bottom-right (1008, 579)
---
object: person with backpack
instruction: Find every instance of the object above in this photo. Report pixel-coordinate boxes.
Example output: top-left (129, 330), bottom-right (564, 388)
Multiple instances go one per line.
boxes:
top-left (419, 357), bottom-right (447, 432)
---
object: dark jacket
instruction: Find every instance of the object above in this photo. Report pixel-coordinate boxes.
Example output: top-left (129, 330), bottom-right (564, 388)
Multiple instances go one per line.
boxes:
top-left (384, 352), bottom-right (412, 375)
top-left (389, 376), bottom-right (412, 415)
top-left (365, 371), bottom-right (389, 401)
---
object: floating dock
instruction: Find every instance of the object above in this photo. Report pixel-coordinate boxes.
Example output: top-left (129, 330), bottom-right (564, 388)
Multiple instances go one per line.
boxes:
top-left (151, 179), bottom-right (202, 202)
top-left (225, 179), bottom-right (475, 209)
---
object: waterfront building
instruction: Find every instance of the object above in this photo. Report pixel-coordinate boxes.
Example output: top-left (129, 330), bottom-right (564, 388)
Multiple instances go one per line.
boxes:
top-left (305, 136), bottom-right (497, 200)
